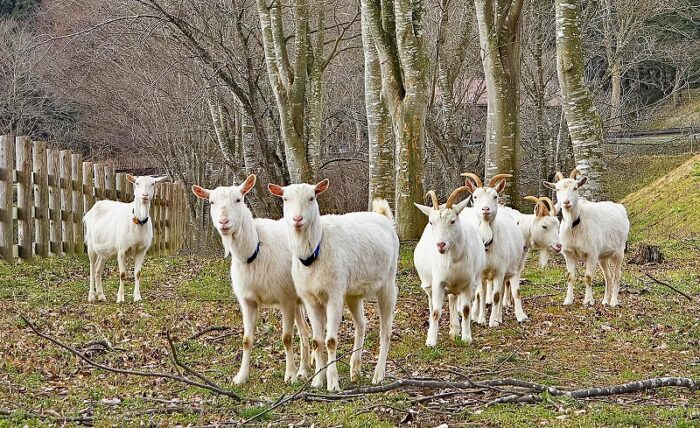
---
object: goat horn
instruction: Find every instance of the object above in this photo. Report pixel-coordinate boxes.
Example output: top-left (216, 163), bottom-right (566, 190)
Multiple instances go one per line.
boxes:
top-left (488, 173), bottom-right (513, 188)
top-left (538, 196), bottom-right (557, 215)
top-left (570, 168), bottom-right (581, 179)
top-left (460, 172), bottom-right (483, 187)
top-left (445, 186), bottom-right (469, 209)
top-left (425, 190), bottom-right (439, 210)
top-left (523, 196), bottom-right (541, 205)
top-left (554, 172), bottom-right (564, 181)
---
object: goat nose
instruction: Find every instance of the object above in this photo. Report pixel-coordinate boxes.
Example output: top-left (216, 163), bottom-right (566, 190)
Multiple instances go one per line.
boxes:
top-left (293, 216), bottom-right (303, 222)
top-left (563, 200), bottom-right (571, 205)
top-left (482, 206), bottom-right (490, 212)
top-left (218, 218), bottom-right (229, 225)
top-left (436, 242), bottom-right (446, 250)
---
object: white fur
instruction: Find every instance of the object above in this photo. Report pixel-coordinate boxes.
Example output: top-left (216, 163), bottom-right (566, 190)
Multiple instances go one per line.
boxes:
top-left (414, 199), bottom-right (485, 346)
top-left (544, 177), bottom-right (630, 307)
top-left (271, 182), bottom-right (398, 392)
top-left (83, 175), bottom-right (167, 303)
top-left (460, 185), bottom-right (527, 326)
top-left (193, 179), bottom-right (311, 385)
top-left (501, 205), bottom-right (561, 268)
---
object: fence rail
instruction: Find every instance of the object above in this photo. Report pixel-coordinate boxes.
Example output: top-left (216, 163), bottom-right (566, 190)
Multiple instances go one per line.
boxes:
top-left (0, 135), bottom-right (188, 261)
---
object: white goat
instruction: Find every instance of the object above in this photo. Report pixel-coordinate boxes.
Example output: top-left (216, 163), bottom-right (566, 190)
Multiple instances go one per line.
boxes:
top-left (192, 175), bottom-right (311, 385)
top-left (543, 169), bottom-right (630, 307)
top-left (83, 174), bottom-right (168, 303)
top-left (268, 180), bottom-right (398, 392)
top-left (460, 173), bottom-right (527, 326)
top-left (499, 196), bottom-right (562, 308)
top-left (414, 188), bottom-right (485, 346)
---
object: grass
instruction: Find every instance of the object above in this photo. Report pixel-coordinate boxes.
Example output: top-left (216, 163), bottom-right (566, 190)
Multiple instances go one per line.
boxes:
top-left (0, 241), bottom-right (698, 426)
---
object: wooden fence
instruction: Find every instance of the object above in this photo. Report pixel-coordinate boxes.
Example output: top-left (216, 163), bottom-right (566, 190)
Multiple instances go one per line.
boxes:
top-left (0, 135), bottom-right (188, 261)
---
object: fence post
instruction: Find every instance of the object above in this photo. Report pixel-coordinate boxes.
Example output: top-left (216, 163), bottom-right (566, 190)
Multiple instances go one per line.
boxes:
top-left (155, 184), bottom-right (163, 253)
top-left (104, 165), bottom-right (115, 200)
top-left (33, 141), bottom-right (49, 258)
top-left (94, 163), bottom-right (105, 200)
top-left (48, 149), bottom-right (62, 255)
top-left (72, 154), bottom-right (84, 255)
top-left (116, 173), bottom-right (128, 202)
top-left (60, 150), bottom-right (74, 255)
top-left (83, 162), bottom-right (94, 213)
top-left (0, 135), bottom-right (14, 261)
top-left (16, 137), bottom-right (33, 260)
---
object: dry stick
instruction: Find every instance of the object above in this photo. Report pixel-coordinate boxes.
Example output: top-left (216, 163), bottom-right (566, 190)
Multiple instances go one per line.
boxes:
top-left (644, 272), bottom-right (694, 301)
top-left (20, 315), bottom-right (250, 402)
top-left (166, 331), bottom-right (229, 391)
top-left (187, 325), bottom-right (231, 341)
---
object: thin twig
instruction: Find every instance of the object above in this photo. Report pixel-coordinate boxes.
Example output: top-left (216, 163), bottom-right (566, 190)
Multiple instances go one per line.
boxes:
top-left (644, 272), bottom-right (694, 301)
top-left (187, 325), bottom-right (231, 341)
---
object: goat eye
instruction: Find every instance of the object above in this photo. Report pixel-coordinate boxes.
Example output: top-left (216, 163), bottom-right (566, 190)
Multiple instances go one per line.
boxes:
top-left (236, 198), bottom-right (241, 203)
top-left (283, 198), bottom-right (287, 202)
top-left (542, 225), bottom-right (547, 229)
top-left (450, 220), bottom-right (456, 224)
top-left (309, 197), bottom-right (314, 202)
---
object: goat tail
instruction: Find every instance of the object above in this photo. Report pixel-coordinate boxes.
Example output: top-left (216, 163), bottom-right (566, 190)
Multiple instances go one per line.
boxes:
top-left (371, 198), bottom-right (394, 223)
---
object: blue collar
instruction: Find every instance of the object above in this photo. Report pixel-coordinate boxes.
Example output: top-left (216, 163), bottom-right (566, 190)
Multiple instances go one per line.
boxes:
top-left (132, 209), bottom-right (149, 226)
top-left (299, 240), bottom-right (321, 267)
top-left (571, 216), bottom-right (581, 229)
top-left (484, 238), bottom-right (493, 252)
top-left (246, 242), bottom-right (261, 264)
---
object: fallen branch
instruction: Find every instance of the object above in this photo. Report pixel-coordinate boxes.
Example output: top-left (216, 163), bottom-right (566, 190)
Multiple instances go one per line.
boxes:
top-left (20, 314), bottom-right (250, 402)
top-left (644, 272), bottom-right (694, 301)
top-left (187, 325), bottom-right (231, 341)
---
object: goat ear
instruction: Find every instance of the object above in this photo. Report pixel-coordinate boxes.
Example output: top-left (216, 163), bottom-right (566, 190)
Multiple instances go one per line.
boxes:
top-left (534, 202), bottom-right (549, 218)
top-left (577, 176), bottom-right (588, 187)
top-left (464, 179), bottom-right (477, 193)
top-left (240, 174), bottom-right (256, 195)
top-left (191, 185), bottom-right (210, 200)
top-left (155, 175), bottom-right (170, 183)
top-left (267, 183), bottom-right (284, 198)
top-left (414, 203), bottom-right (433, 217)
top-left (542, 181), bottom-right (556, 190)
top-left (494, 178), bottom-right (507, 193)
top-left (453, 198), bottom-right (470, 215)
top-left (315, 179), bottom-right (329, 195)
top-left (126, 174), bottom-right (137, 184)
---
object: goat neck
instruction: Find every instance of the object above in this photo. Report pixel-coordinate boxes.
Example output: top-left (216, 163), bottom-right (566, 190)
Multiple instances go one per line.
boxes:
top-left (226, 206), bottom-right (259, 264)
top-left (288, 211), bottom-right (322, 261)
top-left (132, 195), bottom-right (151, 222)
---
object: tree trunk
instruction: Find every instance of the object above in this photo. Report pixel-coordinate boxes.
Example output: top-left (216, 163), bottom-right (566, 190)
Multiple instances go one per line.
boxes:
top-left (610, 57), bottom-right (622, 132)
top-left (362, 7), bottom-right (395, 206)
top-left (555, 0), bottom-right (607, 199)
top-left (474, 0), bottom-right (523, 207)
top-left (394, 101), bottom-right (426, 239)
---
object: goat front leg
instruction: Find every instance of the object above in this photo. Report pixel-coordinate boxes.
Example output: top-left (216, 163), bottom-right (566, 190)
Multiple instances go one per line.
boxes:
top-left (610, 252), bottom-right (624, 307)
top-left (488, 276), bottom-right (504, 327)
top-left (346, 297), bottom-right (366, 382)
top-left (133, 250), bottom-right (146, 302)
top-left (116, 251), bottom-right (127, 303)
top-left (426, 281), bottom-right (445, 347)
top-left (563, 254), bottom-right (578, 305)
top-left (233, 300), bottom-right (258, 385)
top-left (324, 299), bottom-right (344, 392)
top-left (509, 275), bottom-right (528, 322)
top-left (583, 256), bottom-right (598, 306)
top-left (294, 304), bottom-right (312, 379)
top-left (94, 256), bottom-right (106, 301)
top-left (448, 294), bottom-right (460, 340)
top-left (599, 258), bottom-right (614, 306)
top-left (305, 302), bottom-right (327, 389)
top-left (460, 284), bottom-right (475, 343)
top-left (280, 304), bottom-right (298, 383)
top-left (474, 278), bottom-right (488, 324)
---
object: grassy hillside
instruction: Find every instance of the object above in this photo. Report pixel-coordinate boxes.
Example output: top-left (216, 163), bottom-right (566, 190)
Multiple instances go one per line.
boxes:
top-left (622, 154), bottom-right (700, 251)
top-left (646, 91), bottom-right (700, 130)
top-left (605, 154), bottom-right (692, 202)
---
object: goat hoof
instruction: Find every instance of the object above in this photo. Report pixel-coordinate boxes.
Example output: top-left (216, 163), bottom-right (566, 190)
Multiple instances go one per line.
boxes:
top-left (88, 294), bottom-right (96, 302)
top-left (97, 293), bottom-right (106, 302)
top-left (371, 371), bottom-right (385, 385)
top-left (460, 335), bottom-right (473, 344)
top-left (284, 373), bottom-right (298, 384)
top-left (233, 374), bottom-right (248, 385)
top-left (517, 315), bottom-right (529, 323)
top-left (425, 337), bottom-right (437, 347)
top-left (133, 295), bottom-right (142, 302)
top-left (326, 378), bottom-right (340, 392)
top-left (563, 298), bottom-right (574, 306)
top-left (311, 377), bottom-right (324, 389)
top-left (296, 367), bottom-right (309, 379)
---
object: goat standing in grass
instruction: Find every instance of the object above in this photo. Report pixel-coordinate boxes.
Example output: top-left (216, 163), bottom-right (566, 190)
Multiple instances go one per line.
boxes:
top-left (544, 169), bottom-right (630, 307)
top-left (192, 175), bottom-right (311, 384)
top-left (268, 180), bottom-right (398, 392)
top-left (460, 173), bottom-right (527, 326)
top-left (83, 174), bottom-right (168, 303)
top-left (414, 187), bottom-right (485, 346)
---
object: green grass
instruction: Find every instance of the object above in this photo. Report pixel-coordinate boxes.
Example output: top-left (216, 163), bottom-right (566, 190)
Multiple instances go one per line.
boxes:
top-left (1, 238), bottom-right (698, 426)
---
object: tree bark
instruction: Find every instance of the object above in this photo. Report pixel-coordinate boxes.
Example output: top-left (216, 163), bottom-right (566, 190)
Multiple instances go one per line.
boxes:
top-left (609, 57), bottom-right (622, 132)
top-left (555, 0), bottom-right (607, 199)
top-left (474, 0), bottom-right (523, 207)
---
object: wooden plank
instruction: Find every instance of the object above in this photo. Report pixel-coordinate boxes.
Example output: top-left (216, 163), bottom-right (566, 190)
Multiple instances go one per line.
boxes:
top-left (47, 149), bottom-right (62, 255)
top-left (104, 165), bottom-right (116, 200)
top-left (72, 154), bottom-right (84, 255)
top-left (0, 135), bottom-right (14, 261)
top-left (94, 163), bottom-right (105, 200)
top-left (33, 141), bottom-right (49, 258)
top-left (164, 184), bottom-right (172, 254)
top-left (83, 162), bottom-right (94, 212)
top-left (153, 183), bottom-right (162, 254)
top-left (15, 136), bottom-right (33, 260)
top-left (60, 150), bottom-right (74, 255)
top-left (116, 173), bottom-right (128, 202)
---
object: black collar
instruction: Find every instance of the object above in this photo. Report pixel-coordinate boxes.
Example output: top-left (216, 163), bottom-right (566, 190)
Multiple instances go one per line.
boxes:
top-left (300, 241), bottom-right (321, 267)
top-left (132, 209), bottom-right (149, 226)
top-left (484, 238), bottom-right (493, 252)
top-left (571, 217), bottom-right (581, 229)
top-left (246, 242), bottom-right (261, 264)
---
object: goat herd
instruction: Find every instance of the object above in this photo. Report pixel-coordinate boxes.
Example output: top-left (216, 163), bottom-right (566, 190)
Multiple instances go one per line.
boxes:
top-left (82, 169), bottom-right (630, 392)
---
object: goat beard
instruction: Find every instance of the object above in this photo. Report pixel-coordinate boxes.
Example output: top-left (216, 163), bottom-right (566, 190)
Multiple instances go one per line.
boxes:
top-left (478, 219), bottom-right (493, 248)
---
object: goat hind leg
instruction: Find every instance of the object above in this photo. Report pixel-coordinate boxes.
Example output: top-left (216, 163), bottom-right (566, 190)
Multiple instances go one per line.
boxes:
top-left (373, 283), bottom-right (397, 385)
top-left (346, 296), bottom-right (366, 382)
